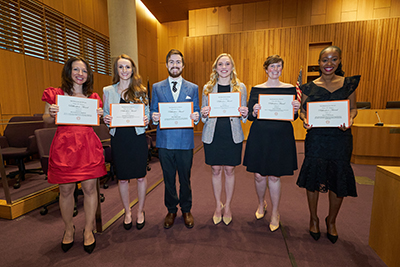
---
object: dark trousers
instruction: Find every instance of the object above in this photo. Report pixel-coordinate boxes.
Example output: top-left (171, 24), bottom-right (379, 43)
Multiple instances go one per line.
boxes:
top-left (158, 148), bottom-right (193, 213)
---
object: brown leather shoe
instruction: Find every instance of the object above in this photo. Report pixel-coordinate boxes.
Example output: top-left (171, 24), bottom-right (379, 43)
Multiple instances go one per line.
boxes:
top-left (182, 212), bottom-right (194, 228)
top-left (163, 213), bottom-right (177, 229)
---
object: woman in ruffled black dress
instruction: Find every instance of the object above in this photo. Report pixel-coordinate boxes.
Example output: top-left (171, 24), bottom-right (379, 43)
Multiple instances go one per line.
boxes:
top-left (296, 46), bottom-right (360, 243)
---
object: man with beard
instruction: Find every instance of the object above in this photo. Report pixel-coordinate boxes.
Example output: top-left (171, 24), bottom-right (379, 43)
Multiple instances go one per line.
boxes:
top-left (150, 49), bottom-right (200, 229)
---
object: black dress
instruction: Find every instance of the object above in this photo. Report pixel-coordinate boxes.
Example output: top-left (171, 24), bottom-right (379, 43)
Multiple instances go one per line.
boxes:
top-left (204, 84), bottom-right (242, 166)
top-left (111, 98), bottom-right (148, 179)
top-left (296, 75), bottom-right (361, 197)
top-left (243, 87), bottom-right (298, 176)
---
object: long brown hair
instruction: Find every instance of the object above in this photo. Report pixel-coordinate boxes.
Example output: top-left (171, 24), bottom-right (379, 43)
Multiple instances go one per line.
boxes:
top-left (112, 54), bottom-right (148, 105)
top-left (61, 56), bottom-right (93, 96)
top-left (204, 53), bottom-right (241, 96)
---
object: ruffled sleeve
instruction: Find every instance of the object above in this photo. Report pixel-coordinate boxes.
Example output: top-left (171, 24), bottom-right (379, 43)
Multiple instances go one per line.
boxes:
top-left (41, 87), bottom-right (64, 104)
top-left (89, 92), bottom-right (103, 108)
top-left (346, 75), bottom-right (361, 96)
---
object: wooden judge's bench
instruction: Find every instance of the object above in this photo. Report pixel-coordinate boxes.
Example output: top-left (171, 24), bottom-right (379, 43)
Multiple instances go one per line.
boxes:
top-left (351, 109), bottom-right (400, 166)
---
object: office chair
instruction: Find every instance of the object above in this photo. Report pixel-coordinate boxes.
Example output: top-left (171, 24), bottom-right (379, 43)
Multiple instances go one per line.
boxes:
top-left (0, 116), bottom-right (44, 189)
top-left (386, 101), bottom-right (400, 109)
top-left (356, 101), bottom-right (371, 109)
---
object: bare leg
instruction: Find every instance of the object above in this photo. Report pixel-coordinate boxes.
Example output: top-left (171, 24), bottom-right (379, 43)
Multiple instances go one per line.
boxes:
top-left (254, 173), bottom-right (267, 215)
top-left (268, 175), bottom-right (281, 226)
top-left (118, 179), bottom-right (132, 224)
top-left (327, 190), bottom-right (344, 236)
top-left (81, 179), bottom-right (98, 246)
top-left (306, 189), bottom-right (320, 233)
top-left (59, 183), bottom-right (76, 243)
top-left (211, 166), bottom-right (223, 218)
top-left (222, 166), bottom-right (235, 218)
top-left (136, 177), bottom-right (147, 223)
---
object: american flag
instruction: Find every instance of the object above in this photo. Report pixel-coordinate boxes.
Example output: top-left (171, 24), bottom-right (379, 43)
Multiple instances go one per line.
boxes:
top-left (296, 67), bottom-right (302, 102)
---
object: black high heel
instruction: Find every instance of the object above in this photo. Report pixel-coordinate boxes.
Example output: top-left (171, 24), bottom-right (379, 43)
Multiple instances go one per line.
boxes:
top-left (309, 231), bottom-right (321, 241)
top-left (309, 218), bottom-right (320, 241)
top-left (136, 211), bottom-right (145, 230)
top-left (123, 212), bottom-right (132, 230)
top-left (61, 225), bottom-right (75, 252)
top-left (83, 230), bottom-right (96, 254)
top-left (325, 217), bottom-right (338, 244)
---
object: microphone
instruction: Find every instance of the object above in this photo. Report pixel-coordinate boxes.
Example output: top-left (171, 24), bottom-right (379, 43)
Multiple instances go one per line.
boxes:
top-left (375, 111), bottom-right (384, 126)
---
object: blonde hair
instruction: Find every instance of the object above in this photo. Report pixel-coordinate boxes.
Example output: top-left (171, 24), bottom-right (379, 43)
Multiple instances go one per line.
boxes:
top-left (112, 54), bottom-right (148, 105)
top-left (204, 53), bottom-right (241, 96)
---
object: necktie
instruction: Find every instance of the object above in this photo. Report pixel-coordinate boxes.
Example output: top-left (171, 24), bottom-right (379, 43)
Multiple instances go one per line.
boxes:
top-left (172, 81), bottom-right (177, 93)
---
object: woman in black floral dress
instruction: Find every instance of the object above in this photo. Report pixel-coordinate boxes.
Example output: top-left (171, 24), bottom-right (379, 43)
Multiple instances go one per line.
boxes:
top-left (296, 46), bottom-right (360, 243)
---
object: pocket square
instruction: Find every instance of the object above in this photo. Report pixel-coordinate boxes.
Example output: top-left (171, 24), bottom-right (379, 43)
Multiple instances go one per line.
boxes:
top-left (185, 96), bottom-right (192, 100)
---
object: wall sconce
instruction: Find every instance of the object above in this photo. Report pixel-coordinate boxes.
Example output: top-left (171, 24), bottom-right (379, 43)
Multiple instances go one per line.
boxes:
top-left (227, 5), bottom-right (231, 12)
top-left (213, 7), bottom-right (217, 13)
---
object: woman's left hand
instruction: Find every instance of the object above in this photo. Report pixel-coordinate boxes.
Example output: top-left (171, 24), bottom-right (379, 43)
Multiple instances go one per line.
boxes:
top-left (239, 106), bottom-right (248, 117)
top-left (97, 108), bottom-right (103, 117)
top-left (144, 116), bottom-right (149, 126)
top-left (339, 118), bottom-right (353, 131)
top-left (292, 100), bottom-right (300, 113)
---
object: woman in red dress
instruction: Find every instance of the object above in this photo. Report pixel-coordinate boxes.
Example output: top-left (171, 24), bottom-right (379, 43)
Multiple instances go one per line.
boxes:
top-left (42, 56), bottom-right (106, 254)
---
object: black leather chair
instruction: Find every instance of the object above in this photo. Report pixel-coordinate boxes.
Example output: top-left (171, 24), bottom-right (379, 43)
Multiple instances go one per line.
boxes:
top-left (92, 123), bottom-right (114, 189)
top-left (386, 101), bottom-right (400, 109)
top-left (0, 116), bottom-right (44, 189)
top-left (356, 101), bottom-right (371, 109)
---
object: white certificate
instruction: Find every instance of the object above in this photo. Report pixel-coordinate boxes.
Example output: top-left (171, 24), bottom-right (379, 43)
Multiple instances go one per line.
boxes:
top-left (56, 95), bottom-right (99, 126)
top-left (258, 94), bottom-right (295, 121)
top-left (159, 102), bottom-right (194, 129)
top-left (208, 92), bottom-right (241, 117)
top-left (307, 100), bottom-right (350, 127)
top-left (109, 103), bottom-right (145, 127)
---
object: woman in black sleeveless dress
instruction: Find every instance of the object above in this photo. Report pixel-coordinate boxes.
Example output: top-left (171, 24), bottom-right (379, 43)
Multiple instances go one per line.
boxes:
top-left (243, 55), bottom-right (300, 232)
top-left (201, 53), bottom-right (248, 226)
top-left (296, 46), bottom-right (360, 243)
top-left (103, 54), bottom-right (149, 230)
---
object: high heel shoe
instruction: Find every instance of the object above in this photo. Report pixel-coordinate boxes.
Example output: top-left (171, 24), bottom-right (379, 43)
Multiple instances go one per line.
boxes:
top-left (309, 218), bottom-right (320, 241)
top-left (123, 213), bottom-right (132, 230)
top-left (222, 216), bottom-right (232, 226)
top-left (61, 225), bottom-right (75, 252)
top-left (309, 231), bottom-right (321, 241)
top-left (255, 202), bottom-right (267, 220)
top-left (83, 230), bottom-right (96, 254)
top-left (212, 203), bottom-right (224, 225)
top-left (269, 214), bottom-right (280, 232)
top-left (136, 211), bottom-right (145, 230)
top-left (325, 217), bottom-right (338, 244)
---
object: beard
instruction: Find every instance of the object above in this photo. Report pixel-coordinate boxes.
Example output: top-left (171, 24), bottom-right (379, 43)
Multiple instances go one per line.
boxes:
top-left (168, 67), bottom-right (183, 78)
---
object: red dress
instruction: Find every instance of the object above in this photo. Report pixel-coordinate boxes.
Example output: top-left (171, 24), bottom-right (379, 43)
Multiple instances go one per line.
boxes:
top-left (42, 87), bottom-right (107, 184)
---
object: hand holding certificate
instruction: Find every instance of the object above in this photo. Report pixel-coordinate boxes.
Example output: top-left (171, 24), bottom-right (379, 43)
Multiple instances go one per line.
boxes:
top-left (258, 94), bottom-right (295, 121)
top-left (159, 102), bottom-right (194, 129)
top-left (109, 103), bottom-right (145, 127)
top-left (56, 95), bottom-right (99, 126)
top-left (307, 100), bottom-right (350, 127)
top-left (208, 92), bottom-right (240, 117)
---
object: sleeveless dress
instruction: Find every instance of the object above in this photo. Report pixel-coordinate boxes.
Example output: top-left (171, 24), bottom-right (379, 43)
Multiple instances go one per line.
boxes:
top-left (243, 87), bottom-right (298, 176)
top-left (111, 98), bottom-right (148, 179)
top-left (41, 87), bottom-right (107, 184)
top-left (203, 84), bottom-right (242, 166)
top-left (296, 75), bottom-right (361, 197)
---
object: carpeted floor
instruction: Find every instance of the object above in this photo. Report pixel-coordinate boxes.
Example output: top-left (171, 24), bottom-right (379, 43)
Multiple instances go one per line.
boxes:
top-left (0, 137), bottom-right (387, 267)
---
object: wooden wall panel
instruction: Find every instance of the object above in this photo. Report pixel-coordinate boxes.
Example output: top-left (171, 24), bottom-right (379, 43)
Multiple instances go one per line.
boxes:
top-left (62, 0), bottom-right (81, 23)
top-left (189, 0), bottom-right (400, 37)
top-left (80, 0), bottom-right (95, 29)
top-left (25, 56), bottom-right (47, 115)
top-left (93, 0), bottom-right (109, 36)
top-left (0, 50), bottom-right (30, 115)
top-left (183, 17), bottom-right (400, 138)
